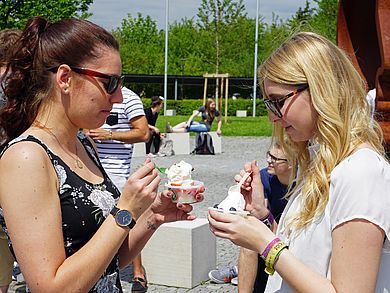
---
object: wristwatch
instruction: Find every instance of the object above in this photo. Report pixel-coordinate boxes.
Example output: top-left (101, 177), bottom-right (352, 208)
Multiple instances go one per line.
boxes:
top-left (110, 206), bottom-right (136, 229)
top-left (260, 211), bottom-right (275, 229)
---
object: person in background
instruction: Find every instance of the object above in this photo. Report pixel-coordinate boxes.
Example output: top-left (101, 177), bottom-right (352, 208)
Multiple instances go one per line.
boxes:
top-left (208, 142), bottom-right (291, 291)
top-left (167, 98), bottom-right (222, 135)
top-left (144, 95), bottom-right (164, 157)
top-left (208, 32), bottom-right (390, 292)
top-left (87, 86), bottom-right (150, 292)
top-left (0, 16), bottom-right (203, 293)
top-left (0, 28), bottom-right (22, 293)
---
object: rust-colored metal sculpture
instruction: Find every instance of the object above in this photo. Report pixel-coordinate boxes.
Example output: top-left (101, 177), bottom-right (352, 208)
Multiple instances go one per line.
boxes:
top-left (337, 0), bottom-right (390, 147)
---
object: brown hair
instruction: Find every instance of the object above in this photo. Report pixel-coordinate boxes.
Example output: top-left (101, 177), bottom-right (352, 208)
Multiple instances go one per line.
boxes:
top-left (0, 16), bottom-right (119, 143)
top-left (151, 96), bottom-right (163, 108)
top-left (0, 29), bottom-right (22, 66)
top-left (205, 98), bottom-right (216, 122)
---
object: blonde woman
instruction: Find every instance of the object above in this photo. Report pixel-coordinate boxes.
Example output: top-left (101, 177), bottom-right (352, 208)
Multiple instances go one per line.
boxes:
top-left (208, 32), bottom-right (390, 292)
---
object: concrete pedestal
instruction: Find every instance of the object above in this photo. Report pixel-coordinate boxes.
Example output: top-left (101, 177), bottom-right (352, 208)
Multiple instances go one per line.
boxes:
top-left (142, 218), bottom-right (216, 288)
top-left (165, 133), bottom-right (190, 155)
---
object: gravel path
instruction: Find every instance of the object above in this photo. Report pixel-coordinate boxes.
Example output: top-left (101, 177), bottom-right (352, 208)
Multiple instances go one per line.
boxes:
top-left (9, 136), bottom-right (272, 293)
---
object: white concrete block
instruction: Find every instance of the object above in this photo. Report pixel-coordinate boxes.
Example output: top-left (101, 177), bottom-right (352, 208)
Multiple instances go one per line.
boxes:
top-left (165, 132), bottom-right (190, 155)
top-left (208, 132), bottom-right (222, 154)
top-left (166, 109), bottom-right (176, 116)
top-left (142, 218), bottom-right (216, 288)
top-left (236, 110), bottom-right (247, 117)
top-left (132, 142), bottom-right (146, 157)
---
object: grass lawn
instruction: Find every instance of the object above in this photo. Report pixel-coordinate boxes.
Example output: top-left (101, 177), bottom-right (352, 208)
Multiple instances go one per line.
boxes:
top-left (156, 115), bottom-right (272, 136)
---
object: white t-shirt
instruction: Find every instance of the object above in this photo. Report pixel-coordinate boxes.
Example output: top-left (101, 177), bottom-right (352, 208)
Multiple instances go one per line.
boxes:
top-left (265, 148), bottom-right (390, 292)
top-left (95, 87), bottom-right (145, 178)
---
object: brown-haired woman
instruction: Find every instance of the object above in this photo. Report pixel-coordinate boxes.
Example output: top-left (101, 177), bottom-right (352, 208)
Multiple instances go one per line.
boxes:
top-left (167, 98), bottom-right (222, 135)
top-left (0, 16), bottom-right (203, 293)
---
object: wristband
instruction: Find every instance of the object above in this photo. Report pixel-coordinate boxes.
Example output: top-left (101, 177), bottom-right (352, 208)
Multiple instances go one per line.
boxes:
top-left (260, 211), bottom-right (274, 229)
top-left (109, 130), bottom-right (113, 140)
top-left (260, 237), bottom-right (280, 260)
top-left (264, 240), bottom-right (288, 275)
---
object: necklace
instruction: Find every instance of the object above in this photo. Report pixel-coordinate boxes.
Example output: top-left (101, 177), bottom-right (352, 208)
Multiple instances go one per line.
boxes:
top-left (45, 128), bottom-right (84, 170)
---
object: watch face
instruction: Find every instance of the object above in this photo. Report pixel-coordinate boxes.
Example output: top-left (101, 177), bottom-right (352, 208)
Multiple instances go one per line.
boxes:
top-left (116, 210), bottom-right (132, 227)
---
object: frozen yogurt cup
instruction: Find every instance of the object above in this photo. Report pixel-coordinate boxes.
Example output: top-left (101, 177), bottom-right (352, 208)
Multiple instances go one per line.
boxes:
top-left (165, 180), bottom-right (204, 204)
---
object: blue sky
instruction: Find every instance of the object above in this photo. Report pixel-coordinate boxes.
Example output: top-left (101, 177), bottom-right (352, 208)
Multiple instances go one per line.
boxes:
top-left (88, 0), bottom-right (315, 31)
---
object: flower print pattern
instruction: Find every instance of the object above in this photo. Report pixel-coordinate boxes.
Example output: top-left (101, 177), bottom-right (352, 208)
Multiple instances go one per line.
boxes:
top-left (88, 189), bottom-right (116, 218)
top-left (0, 135), bottom-right (122, 292)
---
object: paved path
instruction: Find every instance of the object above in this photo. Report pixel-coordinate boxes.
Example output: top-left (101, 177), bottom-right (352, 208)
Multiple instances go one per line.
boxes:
top-left (9, 136), bottom-right (271, 293)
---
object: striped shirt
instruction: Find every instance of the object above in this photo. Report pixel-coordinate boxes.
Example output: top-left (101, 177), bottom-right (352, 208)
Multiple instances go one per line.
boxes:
top-left (95, 87), bottom-right (145, 178)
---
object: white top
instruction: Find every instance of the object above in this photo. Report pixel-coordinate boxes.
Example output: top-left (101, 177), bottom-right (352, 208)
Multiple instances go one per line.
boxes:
top-left (95, 87), bottom-right (145, 178)
top-left (265, 148), bottom-right (390, 292)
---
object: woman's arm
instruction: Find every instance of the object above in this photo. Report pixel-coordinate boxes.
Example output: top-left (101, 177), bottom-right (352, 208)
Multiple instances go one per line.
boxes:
top-left (117, 188), bottom-right (204, 267)
top-left (186, 110), bottom-right (199, 126)
top-left (216, 115), bottom-right (222, 135)
top-left (208, 211), bottom-right (384, 293)
top-left (0, 142), bottom-right (158, 293)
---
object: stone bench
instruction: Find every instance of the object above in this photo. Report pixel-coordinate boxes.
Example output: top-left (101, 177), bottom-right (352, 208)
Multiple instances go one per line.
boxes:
top-left (165, 132), bottom-right (191, 155)
top-left (208, 132), bottom-right (222, 154)
top-left (141, 218), bottom-right (216, 288)
top-left (236, 110), bottom-right (247, 117)
top-left (131, 142), bottom-right (146, 158)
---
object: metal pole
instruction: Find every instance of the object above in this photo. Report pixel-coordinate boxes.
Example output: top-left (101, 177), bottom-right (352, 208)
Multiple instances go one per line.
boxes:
top-left (252, 0), bottom-right (259, 117)
top-left (163, 0), bottom-right (169, 115)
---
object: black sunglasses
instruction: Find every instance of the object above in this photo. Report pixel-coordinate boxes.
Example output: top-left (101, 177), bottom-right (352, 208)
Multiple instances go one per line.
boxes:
top-left (49, 66), bottom-right (124, 94)
top-left (266, 151), bottom-right (288, 163)
top-left (263, 85), bottom-right (309, 118)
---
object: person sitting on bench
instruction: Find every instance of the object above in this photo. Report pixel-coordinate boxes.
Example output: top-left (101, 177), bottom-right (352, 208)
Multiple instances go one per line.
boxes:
top-left (167, 98), bottom-right (222, 135)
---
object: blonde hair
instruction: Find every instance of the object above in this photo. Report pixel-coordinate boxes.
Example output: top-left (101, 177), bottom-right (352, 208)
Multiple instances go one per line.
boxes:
top-left (259, 32), bottom-right (385, 230)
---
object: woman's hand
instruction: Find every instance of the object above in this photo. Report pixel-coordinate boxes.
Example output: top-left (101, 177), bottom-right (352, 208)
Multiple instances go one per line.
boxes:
top-left (235, 160), bottom-right (268, 219)
top-left (118, 158), bottom-right (160, 219)
top-left (208, 209), bottom-right (275, 252)
top-left (149, 187), bottom-right (205, 225)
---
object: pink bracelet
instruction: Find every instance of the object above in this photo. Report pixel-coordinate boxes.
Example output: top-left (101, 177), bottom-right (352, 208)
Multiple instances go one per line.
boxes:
top-left (261, 237), bottom-right (280, 260)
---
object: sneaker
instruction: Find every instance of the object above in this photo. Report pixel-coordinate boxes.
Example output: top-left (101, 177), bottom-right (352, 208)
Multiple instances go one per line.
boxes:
top-left (147, 153), bottom-right (156, 158)
top-left (231, 276), bottom-right (238, 286)
top-left (208, 265), bottom-right (238, 284)
top-left (157, 152), bottom-right (166, 157)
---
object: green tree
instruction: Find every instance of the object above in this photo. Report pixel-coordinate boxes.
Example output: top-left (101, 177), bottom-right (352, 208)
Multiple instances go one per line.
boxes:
top-left (0, 0), bottom-right (93, 29)
top-left (113, 13), bottom-right (165, 74)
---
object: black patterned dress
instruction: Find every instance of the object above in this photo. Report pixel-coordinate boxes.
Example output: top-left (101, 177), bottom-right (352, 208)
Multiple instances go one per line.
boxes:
top-left (0, 133), bottom-right (123, 293)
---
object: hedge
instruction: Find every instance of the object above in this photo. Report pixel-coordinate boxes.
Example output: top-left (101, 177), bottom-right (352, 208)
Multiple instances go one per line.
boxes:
top-left (142, 98), bottom-right (268, 116)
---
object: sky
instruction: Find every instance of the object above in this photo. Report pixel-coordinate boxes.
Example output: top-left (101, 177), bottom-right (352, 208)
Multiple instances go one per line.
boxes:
top-left (88, 0), bottom-right (315, 31)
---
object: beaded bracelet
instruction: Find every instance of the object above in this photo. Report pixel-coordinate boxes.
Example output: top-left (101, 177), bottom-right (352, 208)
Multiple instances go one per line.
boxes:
top-left (264, 241), bottom-right (288, 275)
top-left (109, 130), bottom-right (113, 140)
top-left (260, 237), bottom-right (280, 260)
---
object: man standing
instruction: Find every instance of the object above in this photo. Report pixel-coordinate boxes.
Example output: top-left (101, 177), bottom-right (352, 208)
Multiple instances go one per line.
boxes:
top-left (88, 86), bottom-right (150, 292)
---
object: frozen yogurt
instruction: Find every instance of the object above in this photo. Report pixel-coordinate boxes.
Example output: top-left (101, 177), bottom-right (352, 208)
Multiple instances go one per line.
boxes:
top-left (211, 172), bottom-right (251, 216)
top-left (166, 160), bottom-right (194, 186)
top-left (165, 161), bottom-right (204, 204)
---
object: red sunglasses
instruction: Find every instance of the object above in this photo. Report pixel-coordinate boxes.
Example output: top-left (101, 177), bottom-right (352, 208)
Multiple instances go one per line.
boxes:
top-left (49, 66), bottom-right (124, 94)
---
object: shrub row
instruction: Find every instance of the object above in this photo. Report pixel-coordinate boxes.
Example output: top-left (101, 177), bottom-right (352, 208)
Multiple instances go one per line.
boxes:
top-left (142, 98), bottom-right (268, 116)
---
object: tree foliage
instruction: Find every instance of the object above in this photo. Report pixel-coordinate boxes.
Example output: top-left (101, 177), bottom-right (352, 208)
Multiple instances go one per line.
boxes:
top-left (0, 0), bottom-right (93, 29)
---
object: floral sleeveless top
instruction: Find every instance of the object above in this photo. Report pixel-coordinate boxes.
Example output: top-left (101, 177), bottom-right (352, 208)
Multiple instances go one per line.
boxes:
top-left (0, 134), bottom-right (123, 293)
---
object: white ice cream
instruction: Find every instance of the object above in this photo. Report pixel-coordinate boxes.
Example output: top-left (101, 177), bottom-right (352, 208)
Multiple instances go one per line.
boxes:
top-left (217, 185), bottom-right (245, 211)
top-left (166, 160), bottom-right (193, 185)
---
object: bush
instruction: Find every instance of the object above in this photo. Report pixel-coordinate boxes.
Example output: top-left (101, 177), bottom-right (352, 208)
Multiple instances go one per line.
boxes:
top-left (142, 98), bottom-right (267, 116)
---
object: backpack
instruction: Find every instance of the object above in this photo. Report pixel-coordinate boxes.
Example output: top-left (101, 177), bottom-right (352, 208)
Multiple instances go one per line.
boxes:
top-left (193, 132), bottom-right (215, 155)
top-left (159, 138), bottom-right (175, 156)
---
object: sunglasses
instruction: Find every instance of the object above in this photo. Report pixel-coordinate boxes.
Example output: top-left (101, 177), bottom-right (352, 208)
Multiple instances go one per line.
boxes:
top-left (49, 66), bottom-right (124, 94)
top-left (266, 151), bottom-right (288, 163)
top-left (263, 85), bottom-right (309, 118)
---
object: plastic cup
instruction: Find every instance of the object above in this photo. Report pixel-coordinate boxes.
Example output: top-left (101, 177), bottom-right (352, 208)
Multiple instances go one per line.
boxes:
top-left (165, 180), bottom-right (204, 204)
